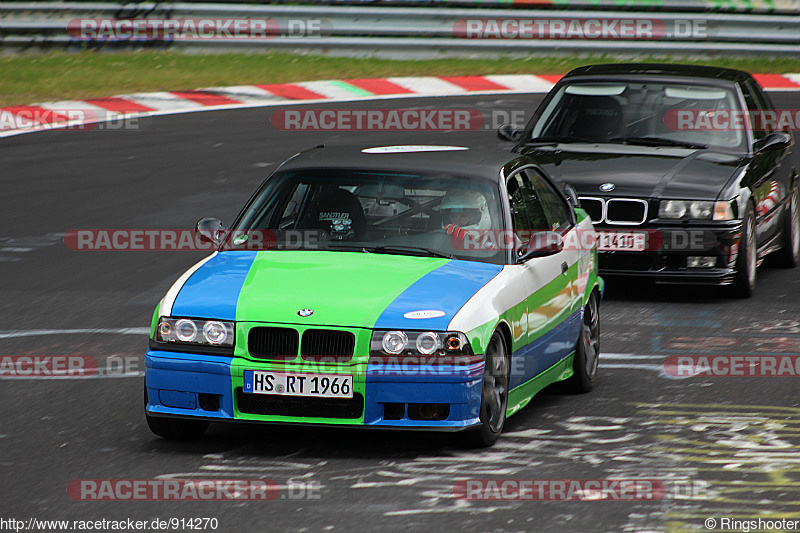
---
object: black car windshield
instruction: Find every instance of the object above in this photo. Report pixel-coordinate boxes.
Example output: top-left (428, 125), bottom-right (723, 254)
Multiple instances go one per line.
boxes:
top-left (529, 81), bottom-right (746, 151)
top-left (228, 169), bottom-right (506, 264)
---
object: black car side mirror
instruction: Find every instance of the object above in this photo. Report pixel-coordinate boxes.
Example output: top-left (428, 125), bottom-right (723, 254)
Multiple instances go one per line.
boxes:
top-left (562, 184), bottom-right (580, 208)
top-left (756, 131), bottom-right (792, 153)
top-left (497, 124), bottom-right (523, 143)
top-left (518, 231), bottom-right (564, 262)
top-left (195, 217), bottom-right (226, 246)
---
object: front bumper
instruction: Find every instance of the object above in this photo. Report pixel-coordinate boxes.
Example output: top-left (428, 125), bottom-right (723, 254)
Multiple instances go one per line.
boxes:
top-left (145, 350), bottom-right (485, 430)
top-left (596, 221), bottom-right (744, 285)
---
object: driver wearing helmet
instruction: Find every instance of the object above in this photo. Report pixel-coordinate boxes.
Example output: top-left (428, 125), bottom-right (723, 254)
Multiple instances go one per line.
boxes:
top-left (440, 190), bottom-right (495, 250)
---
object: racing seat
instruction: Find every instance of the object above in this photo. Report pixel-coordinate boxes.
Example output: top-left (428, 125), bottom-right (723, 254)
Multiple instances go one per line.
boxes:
top-left (299, 186), bottom-right (367, 241)
top-left (567, 96), bottom-right (623, 140)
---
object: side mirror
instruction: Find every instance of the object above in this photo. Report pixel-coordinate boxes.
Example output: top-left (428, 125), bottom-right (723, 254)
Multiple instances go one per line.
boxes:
top-left (562, 183), bottom-right (580, 208)
top-left (756, 131), bottom-right (792, 153)
top-left (518, 231), bottom-right (564, 261)
top-left (497, 124), bottom-right (523, 143)
top-left (195, 217), bottom-right (226, 246)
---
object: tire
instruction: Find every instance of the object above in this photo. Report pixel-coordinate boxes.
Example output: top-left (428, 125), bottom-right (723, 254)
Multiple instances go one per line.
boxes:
top-left (774, 185), bottom-right (800, 268)
top-left (730, 208), bottom-right (757, 298)
top-left (565, 291), bottom-right (600, 393)
top-left (144, 382), bottom-right (208, 440)
top-left (469, 331), bottom-right (509, 447)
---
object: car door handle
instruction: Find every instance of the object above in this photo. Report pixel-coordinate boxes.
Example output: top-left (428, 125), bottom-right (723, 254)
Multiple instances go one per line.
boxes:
top-left (561, 262), bottom-right (569, 276)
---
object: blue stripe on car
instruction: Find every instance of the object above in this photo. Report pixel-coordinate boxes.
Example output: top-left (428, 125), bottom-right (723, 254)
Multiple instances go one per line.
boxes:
top-left (171, 251), bottom-right (258, 321)
top-left (373, 260), bottom-right (503, 331)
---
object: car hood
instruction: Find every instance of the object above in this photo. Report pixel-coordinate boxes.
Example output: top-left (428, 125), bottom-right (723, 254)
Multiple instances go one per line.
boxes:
top-left (521, 143), bottom-right (745, 199)
top-left (169, 250), bottom-right (503, 330)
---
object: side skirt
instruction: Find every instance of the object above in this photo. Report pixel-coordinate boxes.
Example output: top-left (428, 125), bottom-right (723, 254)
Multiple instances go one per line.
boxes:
top-left (506, 351), bottom-right (575, 418)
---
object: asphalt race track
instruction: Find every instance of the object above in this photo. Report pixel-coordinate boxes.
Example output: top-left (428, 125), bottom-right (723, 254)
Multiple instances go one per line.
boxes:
top-left (2, 92), bottom-right (800, 532)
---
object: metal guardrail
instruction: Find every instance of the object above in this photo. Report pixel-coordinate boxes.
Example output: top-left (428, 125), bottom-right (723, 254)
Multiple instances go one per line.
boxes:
top-left (5, 0), bottom-right (800, 14)
top-left (2, 2), bottom-right (799, 56)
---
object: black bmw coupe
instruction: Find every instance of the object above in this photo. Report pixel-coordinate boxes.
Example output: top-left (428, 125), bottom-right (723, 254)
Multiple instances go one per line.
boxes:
top-left (502, 63), bottom-right (799, 297)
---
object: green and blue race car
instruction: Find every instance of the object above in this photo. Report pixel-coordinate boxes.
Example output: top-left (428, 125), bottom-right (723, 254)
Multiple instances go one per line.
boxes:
top-left (145, 144), bottom-right (603, 446)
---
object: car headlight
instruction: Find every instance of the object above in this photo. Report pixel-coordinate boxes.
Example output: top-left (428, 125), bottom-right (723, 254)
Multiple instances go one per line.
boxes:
top-left (156, 317), bottom-right (235, 347)
top-left (370, 330), bottom-right (473, 359)
top-left (659, 200), bottom-right (733, 221)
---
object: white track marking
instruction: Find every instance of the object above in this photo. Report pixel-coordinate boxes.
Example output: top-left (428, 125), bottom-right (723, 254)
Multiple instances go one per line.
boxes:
top-left (39, 100), bottom-right (113, 114)
top-left (603, 353), bottom-right (667, 360)
top-left (0, 327), bottom-right (150, 339)
top-left (784, 74), bottom-right (800, 86)
top-left (199, 85), bottom-right (282, 103)
top-left (386, 76), bottom-right (467, 94)
top-left (123, 92), bottom-right (205, 110)
top-left (484, 74), bottom-right (557, 92)
top-left (294, 80), bottom-right (367, 99)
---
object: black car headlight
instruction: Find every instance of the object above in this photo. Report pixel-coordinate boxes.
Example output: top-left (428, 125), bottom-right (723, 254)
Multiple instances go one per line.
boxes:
top-left (156, 317), bottom-right (235, 347)
top-left (659, 200), bottom-right (734, 221)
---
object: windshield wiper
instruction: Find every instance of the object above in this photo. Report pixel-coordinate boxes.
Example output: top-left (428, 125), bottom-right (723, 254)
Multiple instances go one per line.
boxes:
top-left (608, 136), bottom-right (707, 150)
top-left (324, 244), bottom-right (452, 258)
top-left (324, 244), bottom-right (370, 253)
top-left (369, 245), bottom-right (453, 259)
top-left (524, 135), bottom-right (598, 145)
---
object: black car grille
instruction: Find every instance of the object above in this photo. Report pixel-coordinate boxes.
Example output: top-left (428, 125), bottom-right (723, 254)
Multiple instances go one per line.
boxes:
top-left (606, 199), bottom-right (648, 224)
top-left (248, 327), bottom-right (356, 362)
top-left (248, 327), bottom-right (299, 360)
top-left (301, 329), bottom-right (355, 363)
top-left (236, 388), bottom-right (364, 419)
top-left (579, 198), bottom-right (603, 222)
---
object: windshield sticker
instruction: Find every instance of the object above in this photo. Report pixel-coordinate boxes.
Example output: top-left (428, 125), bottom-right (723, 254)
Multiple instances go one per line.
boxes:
top-left (318, 212), bottom-right (351, 221)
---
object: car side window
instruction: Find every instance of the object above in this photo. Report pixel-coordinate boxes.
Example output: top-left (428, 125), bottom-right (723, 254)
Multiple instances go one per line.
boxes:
top-left (280, 183), bottom-right (310, 227)
top-left (523, 169), bottom-right (574, 233)
top-left (507, 171), bottom-right (549, 232)
top-left (740, 79), bottom-right (770, 140)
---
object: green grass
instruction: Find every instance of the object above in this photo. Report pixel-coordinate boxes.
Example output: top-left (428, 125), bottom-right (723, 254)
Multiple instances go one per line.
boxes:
top-left (3, 51), bottom-right (800, 107)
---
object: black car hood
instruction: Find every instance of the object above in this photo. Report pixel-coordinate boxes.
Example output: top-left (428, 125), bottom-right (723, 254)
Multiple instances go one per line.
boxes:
top-left (520, 143), bottom-right (746, 200)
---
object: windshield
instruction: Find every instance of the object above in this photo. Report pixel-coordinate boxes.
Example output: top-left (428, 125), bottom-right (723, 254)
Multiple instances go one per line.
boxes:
top-left (228, 169), bottom-right (505, 264)
top-left (529, 81), bottom-right (746, 150)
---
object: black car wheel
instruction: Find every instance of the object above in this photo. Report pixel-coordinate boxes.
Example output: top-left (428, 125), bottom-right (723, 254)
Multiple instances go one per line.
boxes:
top-left (566, 291), bottom-right (600, 393)
top-left (731, 208), bottom-right (757, 298)
top-left (470, 331), bottom-right (509, 447)
top-left (144, 382), bottom-right (208, 440)
top-left (775, 185), bottom-right (800, 268)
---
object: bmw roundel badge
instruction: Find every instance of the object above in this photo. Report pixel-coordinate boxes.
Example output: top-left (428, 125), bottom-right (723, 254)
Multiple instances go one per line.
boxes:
top-left (297, 309), bottom-right (314, 317)
top-left (599, 183), bottom-right (616, 192)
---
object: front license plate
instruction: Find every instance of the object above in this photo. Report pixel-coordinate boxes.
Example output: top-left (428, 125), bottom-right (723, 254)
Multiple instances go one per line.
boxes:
top-left (243, 370), bottom-right (354, 399)
top-left (597, 231), bottom-right (646, 252)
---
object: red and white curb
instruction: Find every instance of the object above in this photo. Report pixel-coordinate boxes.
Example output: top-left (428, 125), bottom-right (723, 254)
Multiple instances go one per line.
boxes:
top-left (2, 73), bottom-right (800, 138)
